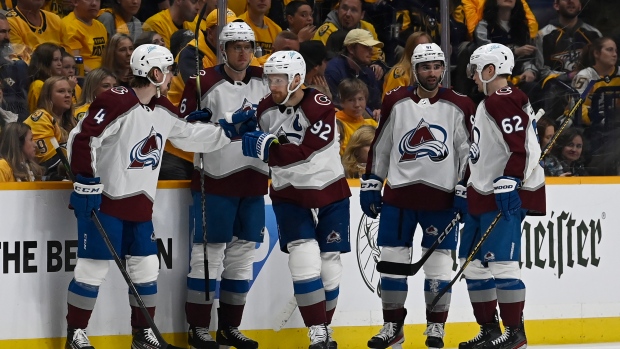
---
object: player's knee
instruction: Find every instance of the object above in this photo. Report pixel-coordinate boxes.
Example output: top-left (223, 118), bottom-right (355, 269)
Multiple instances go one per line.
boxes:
top-left (127, 255), bottom-right (159, 284)
top-left (288, 239), bottom-right (321, 281)
top-left (488, 261), bottom-right (521, 279)
top-left (74, 258), bottom-right (110, 286)
top-left (188, 243), bottom-right (225, 279)
top-left (423, 249), bottom-right (452, 280)
top-left (462, 258), bottom-right (493, 280)
top-left (222, 239), bottom-right (256, 280)
top-left (320, 252), bottom-right (342, 290)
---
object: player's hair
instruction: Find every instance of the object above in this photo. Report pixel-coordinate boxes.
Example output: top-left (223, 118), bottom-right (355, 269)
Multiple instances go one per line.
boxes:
top-left (482, 0), bottom-right (529, 46)
top-left (393, 31), bottom-right (432, 81)
top-left (76, 68), bottom-right (118, 107)
top-left (28, 43), bottom-right (62, 84)
top-left (102, 33), bottom-right (134, 84)
top-left (130, 70), bottom-right (162, 89)
top-left (579, 37), bottom-right (614, 71)
top-left (37, 76), bottom-right (76, 138)
top-left (342, 124), bottom-right (376, 178)
top-left (338, 78), bottom-right (369, 102)
top-left (0, 123), bottom-right (44, 181)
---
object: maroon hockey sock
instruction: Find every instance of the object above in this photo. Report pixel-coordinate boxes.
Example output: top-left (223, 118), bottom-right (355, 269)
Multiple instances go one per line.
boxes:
top-left (186, 302), bottom-right (213, 328)
top-left (66, 304), bottom-right (93, 329)
top-left (326, 308), bottom-right (335, 324)
top-left (218, 302), bottom-right (245, 328)
top-left (472, 300), bottom-right (498, 325)
top-left (498, 301), bottom-right (524, 327)
top-left (426, 309), bottom-right (449, 323)
top-left (383, 308), bottom-right (406, 323)
top-left (131, 306), bottom-right (155, 329)
top-left (298, 300), bottom-right (328, 327)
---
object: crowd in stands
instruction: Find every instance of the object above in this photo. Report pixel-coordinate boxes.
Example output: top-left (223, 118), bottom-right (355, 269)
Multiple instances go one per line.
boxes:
top-left (0, 0), bottom-right (618, 182)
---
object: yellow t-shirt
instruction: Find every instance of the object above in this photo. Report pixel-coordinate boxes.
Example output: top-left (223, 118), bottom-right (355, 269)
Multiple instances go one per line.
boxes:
top-left (144, 9), bottom-right (185, 48)
top-left (27, 79), bottom-right (44, 114)
top-left (62, 12), bottom-right (107, 70)
top-left (238, 12), bottom-right (282, 66)
top-left (0, 159), bottom-right (16, 182)
top-left (74, 103), bottom-right (90, 121)
top-left (313, 20), bottom-right (384, 62)
top-left (23, 109), bottom-right (63, 164)
top-left (336, 110), bottom-right (378, 155)
top-left (7, 7), bottom-right (68, 62)
top-left (383, 65), bottom-right (411, 100)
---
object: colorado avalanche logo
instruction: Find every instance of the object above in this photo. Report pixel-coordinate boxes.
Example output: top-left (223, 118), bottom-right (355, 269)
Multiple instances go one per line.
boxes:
top-left (399, 119), bottom-right (449, 162)
top-left (128, 127), bottom-right (163, 170)
top-left (326, 231), bottom-right (342, 243)
top-left (469, 127), bottom-right (481, 164)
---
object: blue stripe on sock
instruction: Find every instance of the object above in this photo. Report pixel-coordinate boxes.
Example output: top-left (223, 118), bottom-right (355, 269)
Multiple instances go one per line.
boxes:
top-left (68, 279), bottom-right (99, 298)
top-left (380, 277), bottom-right (408, 292)
top-left (220, 278), bottom-right (250, 293)
top-left (129, 281), bottom-right (157, 296)
top-left (495, 278), bottom-right (525, 291)
top-left (424, 279), bottom-right (452, 293)
top-left (187, 277), bottom-right (217, 292)
top-left (293, 277), bottom-right (323, 294)
top-left (466, 278), bottom-right (496, 291)
top-left (325, 287), bottom-right (339, 301)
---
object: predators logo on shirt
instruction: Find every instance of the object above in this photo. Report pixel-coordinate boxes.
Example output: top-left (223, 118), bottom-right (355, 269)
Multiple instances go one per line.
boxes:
top-left (398, 118), bottom-right (449, 162)
top-left (393, 67), bottom-right (405, 79)
top-left (318, 24), bottom-right (330, 37)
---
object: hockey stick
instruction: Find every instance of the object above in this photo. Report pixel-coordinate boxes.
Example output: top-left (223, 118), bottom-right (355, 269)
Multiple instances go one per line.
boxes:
top-left (376, 108), bottom-right (546, 277)
top-left (429, 79), bottom-right (597, 311)
top-left (194, 1), bottom-right (210, 301)
top-left (52, 138), bottom-right (183, 349)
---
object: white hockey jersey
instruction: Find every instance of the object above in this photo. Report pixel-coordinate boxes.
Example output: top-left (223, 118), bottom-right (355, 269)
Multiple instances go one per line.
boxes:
top-left (367, 86), bottom-right (475, 210)
top-left (258, 88), bottom-right (351, 208)
top-left (467, 86), bottom-right (546, 215)
top-left (68, 86), bottom-right (230, 222)
top-left (179, 65), bottom-right (271, 196)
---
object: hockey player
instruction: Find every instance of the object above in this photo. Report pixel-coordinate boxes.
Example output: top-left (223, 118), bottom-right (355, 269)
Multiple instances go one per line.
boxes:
top-left (177, 20), bottom-right (270, 349)
top-left (459, 43), bottom-right (545, 349)
top-left (240, 50), bottom-right (351, 349)
top-left (361, 43), bottom-right (475, 349)
top-left (64, 44), bottom-right (250, 349)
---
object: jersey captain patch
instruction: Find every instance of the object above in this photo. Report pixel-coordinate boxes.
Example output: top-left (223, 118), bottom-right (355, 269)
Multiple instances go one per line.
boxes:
top-left (398, 118), bottom-right (449, 162)
top-left (128, 126), bottom-right (163, 170)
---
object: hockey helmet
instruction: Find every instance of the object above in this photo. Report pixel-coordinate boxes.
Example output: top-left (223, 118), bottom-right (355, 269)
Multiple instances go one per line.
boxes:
top-left (411, 43), bottom-right (446, 92)
top-left (130, 44), bottom-right (175, 78)
top-left (219, 20), bottom-right (256, 50)
top-left (263, 50), bottom-right (306, 105)
top-left (467, 43), bottom-right (514, 79)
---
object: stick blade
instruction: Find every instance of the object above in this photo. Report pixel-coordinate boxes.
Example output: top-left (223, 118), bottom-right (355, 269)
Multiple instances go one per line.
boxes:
top-left (271, 297), bottom-right (297, 332)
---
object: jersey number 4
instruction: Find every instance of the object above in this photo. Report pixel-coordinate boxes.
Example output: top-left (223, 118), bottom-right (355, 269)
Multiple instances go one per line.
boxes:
top-left (501, 116), bottom-right (524, 134)
top-left (93, 109), bottom-right (106, 124)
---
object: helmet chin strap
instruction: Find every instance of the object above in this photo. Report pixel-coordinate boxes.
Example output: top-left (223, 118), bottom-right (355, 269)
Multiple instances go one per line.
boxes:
top-left (477, 69), bottom-right (497, 96)
top-left (278, 79), bottom-right (302, 105)
top-left (147, 70), bottom-right (168, 98)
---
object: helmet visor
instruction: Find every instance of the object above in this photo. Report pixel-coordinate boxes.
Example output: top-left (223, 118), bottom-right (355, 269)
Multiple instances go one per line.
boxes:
top-left (263, 74), bottom-right (288, 87)
top-left (466, 63), bottom-right (478, 79)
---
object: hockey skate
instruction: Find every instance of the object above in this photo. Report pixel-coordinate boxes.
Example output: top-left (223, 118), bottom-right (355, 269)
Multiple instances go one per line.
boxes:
top-left (482, 326), bottom-right (527, 349)
top-left (66, 328), bottom-right (95, 349)
top-left (216, 326), bottom-right (258, 349)
top-left (424, 322), bottom-right (445, 349)
top-left (458, 321), bottom-right (502, 349)
top-left (308, 324), bottom-right (329, 349)
top-left (188, 326), bottom-right (218, 349)
top-left (131, 328), bottom-right (162, 349)
top-left (367, 321), bottom-right (405, 349)
top-left (327, 325), bottom-right (337, 349)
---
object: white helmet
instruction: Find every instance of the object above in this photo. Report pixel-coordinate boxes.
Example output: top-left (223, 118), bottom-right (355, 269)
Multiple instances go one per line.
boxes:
top-left (130, 44), bottom-right (174, 78)
top-left (468, 43), bottom-right (514, 94)
top-left (264, 51), bottom-right (306, 105)
top-left (411, 43), bottom-right (445, 92)
top-left (219, 21), bottom-right (255, 72)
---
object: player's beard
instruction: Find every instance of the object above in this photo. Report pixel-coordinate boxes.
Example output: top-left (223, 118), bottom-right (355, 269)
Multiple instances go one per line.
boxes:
top-left (419, 76), bottom-right (440, 92)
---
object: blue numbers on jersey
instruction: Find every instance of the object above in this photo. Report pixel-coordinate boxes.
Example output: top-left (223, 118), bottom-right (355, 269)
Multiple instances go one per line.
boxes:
top-left (501, 116), bottom-right (524, 134)
top-left (310, 120), bottom-right (332, 141)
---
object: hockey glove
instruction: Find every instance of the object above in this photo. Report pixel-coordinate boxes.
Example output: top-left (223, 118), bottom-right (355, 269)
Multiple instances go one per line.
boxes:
top-left (186, 108), bottom-right (213, 123)
top-left (493, 176), bottom-right (522, 221)
top-left (70, 175), bottom-right (104, 218)
top-left (453, 180), bottom-right (468, 221)
top-left (360, 174), bottom-right (383, 219)
top-left (242, 131), bottom-right (278, 162)
top-left (219, 106), bottom-right (258, 139)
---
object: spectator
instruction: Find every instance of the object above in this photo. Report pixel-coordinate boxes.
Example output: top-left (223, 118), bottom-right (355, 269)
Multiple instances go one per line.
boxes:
top-left (536, 116), bottom-right (556, 151)
top-left (63, 0), bottom-right (108, 72)
top-left (0, 122), bottom-right (43, 182)
top-left (101, 33), bottom-right (135, 88)
top-left (341, 124), bottom-right (375, 178)
top-left (325, 28), bottom-right (383, 112)
top-left (336, 78), bottom-right (378, 155)
top-left (382, 31), bottom-right (431, 100)
top-left (134, 30), bottom-right (166, 47)
top-left (272, 30), bottom-right (300, 53)
top-left (60, 51), bottom-right (82, 106)
top-left (238, 0), bottom-right (282, 66)
top-left (0, 81), bottom-right (18, 132)
top-left (184, 0), bottom-right (217, 34)
top-left (299, 39), bottom-right (328, 88)
top-left (0, 13), bottom-right (29, 121)
top-left (74, 68), bottom-right (118, 120)
top-left (313, 0), bottom-right (385, 71)
top-left (27, 43), bottom-right (63, 114)
top-left (543, 127), bottom-right (587, 176)
top-left (44, 0), bottom-right (74, 17)
top-left (6, 0), bottom-right (68, 62)
top-left (169, 29), bottom-right (194, 58)
top-left (98, 0), bottom-right (144, 42)
top-left (285, 0), bottom-right (316, 42)
top-left (23, 76), bottom-right (75, 175)
top-left (462, 0), bottom-right (538, 40)
top-left (135, 0), bottom-right (168, 22)
top-left (144, 0), bottom-right (200, 48)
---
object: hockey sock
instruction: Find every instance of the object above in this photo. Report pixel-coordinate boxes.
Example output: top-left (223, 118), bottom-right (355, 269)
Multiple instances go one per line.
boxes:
top-left (129, 281), bottom-right (157, 329)
top-left (466, 278), bottom-right (498, 325)
top-left (218, 278), bottom-right (250, 328)
top-left (186, 278), bottom-right (216, 327)
top-left (380, 277), bottom-right (407, 322)
top-left (67, 279), bottom-right (99, 329)
top-left (496, 278), bottom-right (525, 327)
top-left (294, 276), bottom-right (327, 326)
top-left (325, 286), bottom-right (339, 324)
top-left (424, 279), bottom-right (451, 323)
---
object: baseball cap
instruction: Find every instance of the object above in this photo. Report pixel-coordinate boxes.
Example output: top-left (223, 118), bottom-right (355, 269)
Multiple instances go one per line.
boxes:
top-left (343, 29), bottom-right (384, 48)
top-left (205, 8), bottom-right (238, 29)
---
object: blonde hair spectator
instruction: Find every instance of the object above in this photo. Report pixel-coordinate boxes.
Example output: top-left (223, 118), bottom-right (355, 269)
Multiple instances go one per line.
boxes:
top-left (342, 124), bottom-right (376, 178)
